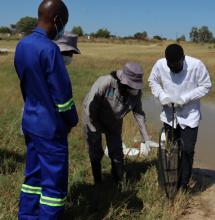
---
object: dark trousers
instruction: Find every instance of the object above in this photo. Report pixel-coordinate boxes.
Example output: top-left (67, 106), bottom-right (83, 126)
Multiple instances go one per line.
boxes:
top-left (85, 120), bottom-right (124, 163)
top-left (85, 121), bottom-right (124, 184)
top-left (164, 123), bottom-right (198, 187)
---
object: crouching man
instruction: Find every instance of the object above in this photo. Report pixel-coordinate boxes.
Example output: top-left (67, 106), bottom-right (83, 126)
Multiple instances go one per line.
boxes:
top-left (83, 62), bottom-right (151, 185)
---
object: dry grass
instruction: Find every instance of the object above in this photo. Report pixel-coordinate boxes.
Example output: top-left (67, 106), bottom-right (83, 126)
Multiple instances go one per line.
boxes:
top-left (0, 40), bottom-right (214, 219)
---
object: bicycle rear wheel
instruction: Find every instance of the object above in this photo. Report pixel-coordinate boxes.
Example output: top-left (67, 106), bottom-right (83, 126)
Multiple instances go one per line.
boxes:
top-left (157, 128), bottom-right (181, 199)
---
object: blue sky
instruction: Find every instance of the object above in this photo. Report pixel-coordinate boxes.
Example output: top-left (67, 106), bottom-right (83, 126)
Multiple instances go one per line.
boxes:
top-left (0, 0), bottom-right (214, 39)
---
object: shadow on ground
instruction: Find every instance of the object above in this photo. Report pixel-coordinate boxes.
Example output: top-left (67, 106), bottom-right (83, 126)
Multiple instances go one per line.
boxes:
top-left (190, 168), bottom-right (215, 193)
top-left (64, 159), bottom-right (156, 220)
top-left (0, 148), bottom-right (25, 174)
top-left (125, 158), bottom-right (157, 182)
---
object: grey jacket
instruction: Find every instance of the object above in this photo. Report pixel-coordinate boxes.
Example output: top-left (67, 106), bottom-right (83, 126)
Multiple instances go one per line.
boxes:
top-left (83, 74), bottom-right (150, 141)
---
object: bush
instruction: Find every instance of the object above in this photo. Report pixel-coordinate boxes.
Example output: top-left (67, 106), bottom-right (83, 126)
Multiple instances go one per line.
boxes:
top-left (134, 31), bottom-right (148, 40)
top-left (94, 28), bottom-right (110, 38)
top-left (72, 26), bottom-right (84, 36)
top-left (153, 35), bottom-right (162, 41)
top-left (0, 26), bottom-right (12, 34)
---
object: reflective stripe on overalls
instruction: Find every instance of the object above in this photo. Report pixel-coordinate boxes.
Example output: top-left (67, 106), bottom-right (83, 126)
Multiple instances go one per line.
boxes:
top-left (21, 184), bottom-right (66, 207)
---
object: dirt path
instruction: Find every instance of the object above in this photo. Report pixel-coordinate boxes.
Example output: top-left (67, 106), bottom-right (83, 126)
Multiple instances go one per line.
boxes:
top-left (182, 167), bottom-right (215, 220)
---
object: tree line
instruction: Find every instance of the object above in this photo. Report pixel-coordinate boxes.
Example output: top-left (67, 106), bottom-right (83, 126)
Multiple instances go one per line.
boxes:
top-left (190, 26), bottom-right (215, 43)
top-left (0, 16), bottom-right (214, 43)
top-left (0, 17), bottom-right (37, 35)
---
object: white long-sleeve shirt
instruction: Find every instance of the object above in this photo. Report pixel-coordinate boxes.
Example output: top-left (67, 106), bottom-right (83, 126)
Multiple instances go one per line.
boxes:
top-left (148, 56), bottom-right (212, 129)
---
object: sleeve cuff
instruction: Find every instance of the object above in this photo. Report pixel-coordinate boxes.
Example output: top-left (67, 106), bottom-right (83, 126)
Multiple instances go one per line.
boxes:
top-left (159, 92), bottom-right (169, 102)
top-left (181, 94), bottom-right (189, 104)
top-left (56, 98), bottom-right (75, 112)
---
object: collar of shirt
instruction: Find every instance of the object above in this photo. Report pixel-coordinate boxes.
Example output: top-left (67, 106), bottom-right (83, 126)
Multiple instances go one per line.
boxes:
top-left (111, 77), bottom-right (118, 89)
top-left (33, 27), bottom-right (48, 37)
top-left (111, 78), bottom-right (125, 103)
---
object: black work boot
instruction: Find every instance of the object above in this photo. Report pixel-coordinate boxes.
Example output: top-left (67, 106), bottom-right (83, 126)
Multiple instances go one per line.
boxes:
top-left (111, 159), bottom-right (124, 185)
top-left (91, 161), bottom-right (102, 185)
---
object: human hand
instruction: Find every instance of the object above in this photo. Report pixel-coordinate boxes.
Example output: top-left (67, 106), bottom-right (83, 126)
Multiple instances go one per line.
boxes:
top-left (171, 96), bottom-right (185, 107)
top-left (160, 96), bottom-right (172, 107)
top-left (140, 141), bottom-right (151, 156)
top-left (147, 140), bottom-right (159, 148)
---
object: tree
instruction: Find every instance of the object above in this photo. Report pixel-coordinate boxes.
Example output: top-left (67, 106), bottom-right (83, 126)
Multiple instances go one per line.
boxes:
top-left (0, 26), bottom-right (11, 34)
top-left (134, 31), bottom-right (148, 40)
top-left (89, 32), bottom-right (96, 37)
top-left (16, 17), bottom-right (37, 35)
top-left (180, 35), bottom-right (186, 41)
top-left (10, 24), bottom-right (17, 34)
top-left (198, 26), bottom-right (213, 43)
top-left (10, 24), bottom-right (16, 30)
top-left (94, 28), bottom-right (110, 38)
top-left (210, 38), bottom-right (215, 44)
top-left (190, 27), bottom-right (199, 43)
top-left (190, 26), bottom-right (214, 43)
top-left (176, 35), bottom-right (186, 42)
top-left (72, 26), bottom-right (84, 36)
top-left (153, 35), bottom-right (162, 40)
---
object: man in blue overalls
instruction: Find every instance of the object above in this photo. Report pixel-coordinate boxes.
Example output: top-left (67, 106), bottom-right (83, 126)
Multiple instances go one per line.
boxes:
top-left (14, 1), bottom-right (78, 219)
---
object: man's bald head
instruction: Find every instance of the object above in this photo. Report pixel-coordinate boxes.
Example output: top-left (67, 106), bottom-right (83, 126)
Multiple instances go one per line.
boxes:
top-left (38, 0), bottom-right (69, 24)
top-left (37, 0), bottom-right (69, 39)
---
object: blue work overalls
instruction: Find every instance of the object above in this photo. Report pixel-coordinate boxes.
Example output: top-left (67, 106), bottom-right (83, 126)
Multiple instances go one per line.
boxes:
top-left (14, 27), bottom-right (78, 220)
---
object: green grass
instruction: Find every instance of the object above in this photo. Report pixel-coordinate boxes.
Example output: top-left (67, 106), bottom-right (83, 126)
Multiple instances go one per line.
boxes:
top-left (0, 40), bottom-right (214, 219)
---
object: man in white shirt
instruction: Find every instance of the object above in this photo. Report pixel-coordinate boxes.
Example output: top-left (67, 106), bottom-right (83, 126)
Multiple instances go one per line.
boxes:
top-left (148, 44), bottom-right (212, 190)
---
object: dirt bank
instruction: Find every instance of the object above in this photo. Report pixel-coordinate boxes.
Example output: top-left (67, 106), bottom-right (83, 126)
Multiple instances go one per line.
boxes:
top-left (181, 166), bottom-right (215, 220)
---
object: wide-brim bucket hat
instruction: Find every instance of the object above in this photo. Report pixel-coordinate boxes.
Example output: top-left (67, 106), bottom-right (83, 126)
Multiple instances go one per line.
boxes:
top-left (55, 32), bottom-right (81, 54)
top-left (116, 62), bottom-right (143, 89)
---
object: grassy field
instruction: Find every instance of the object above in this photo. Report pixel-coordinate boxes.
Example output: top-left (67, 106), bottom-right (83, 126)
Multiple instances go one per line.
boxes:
top-left (0, 40), bottom-right (214, 219)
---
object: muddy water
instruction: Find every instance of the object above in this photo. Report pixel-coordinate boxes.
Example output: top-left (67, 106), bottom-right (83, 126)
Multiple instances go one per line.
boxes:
top-left (143, 96), bottom-right (215, 170)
